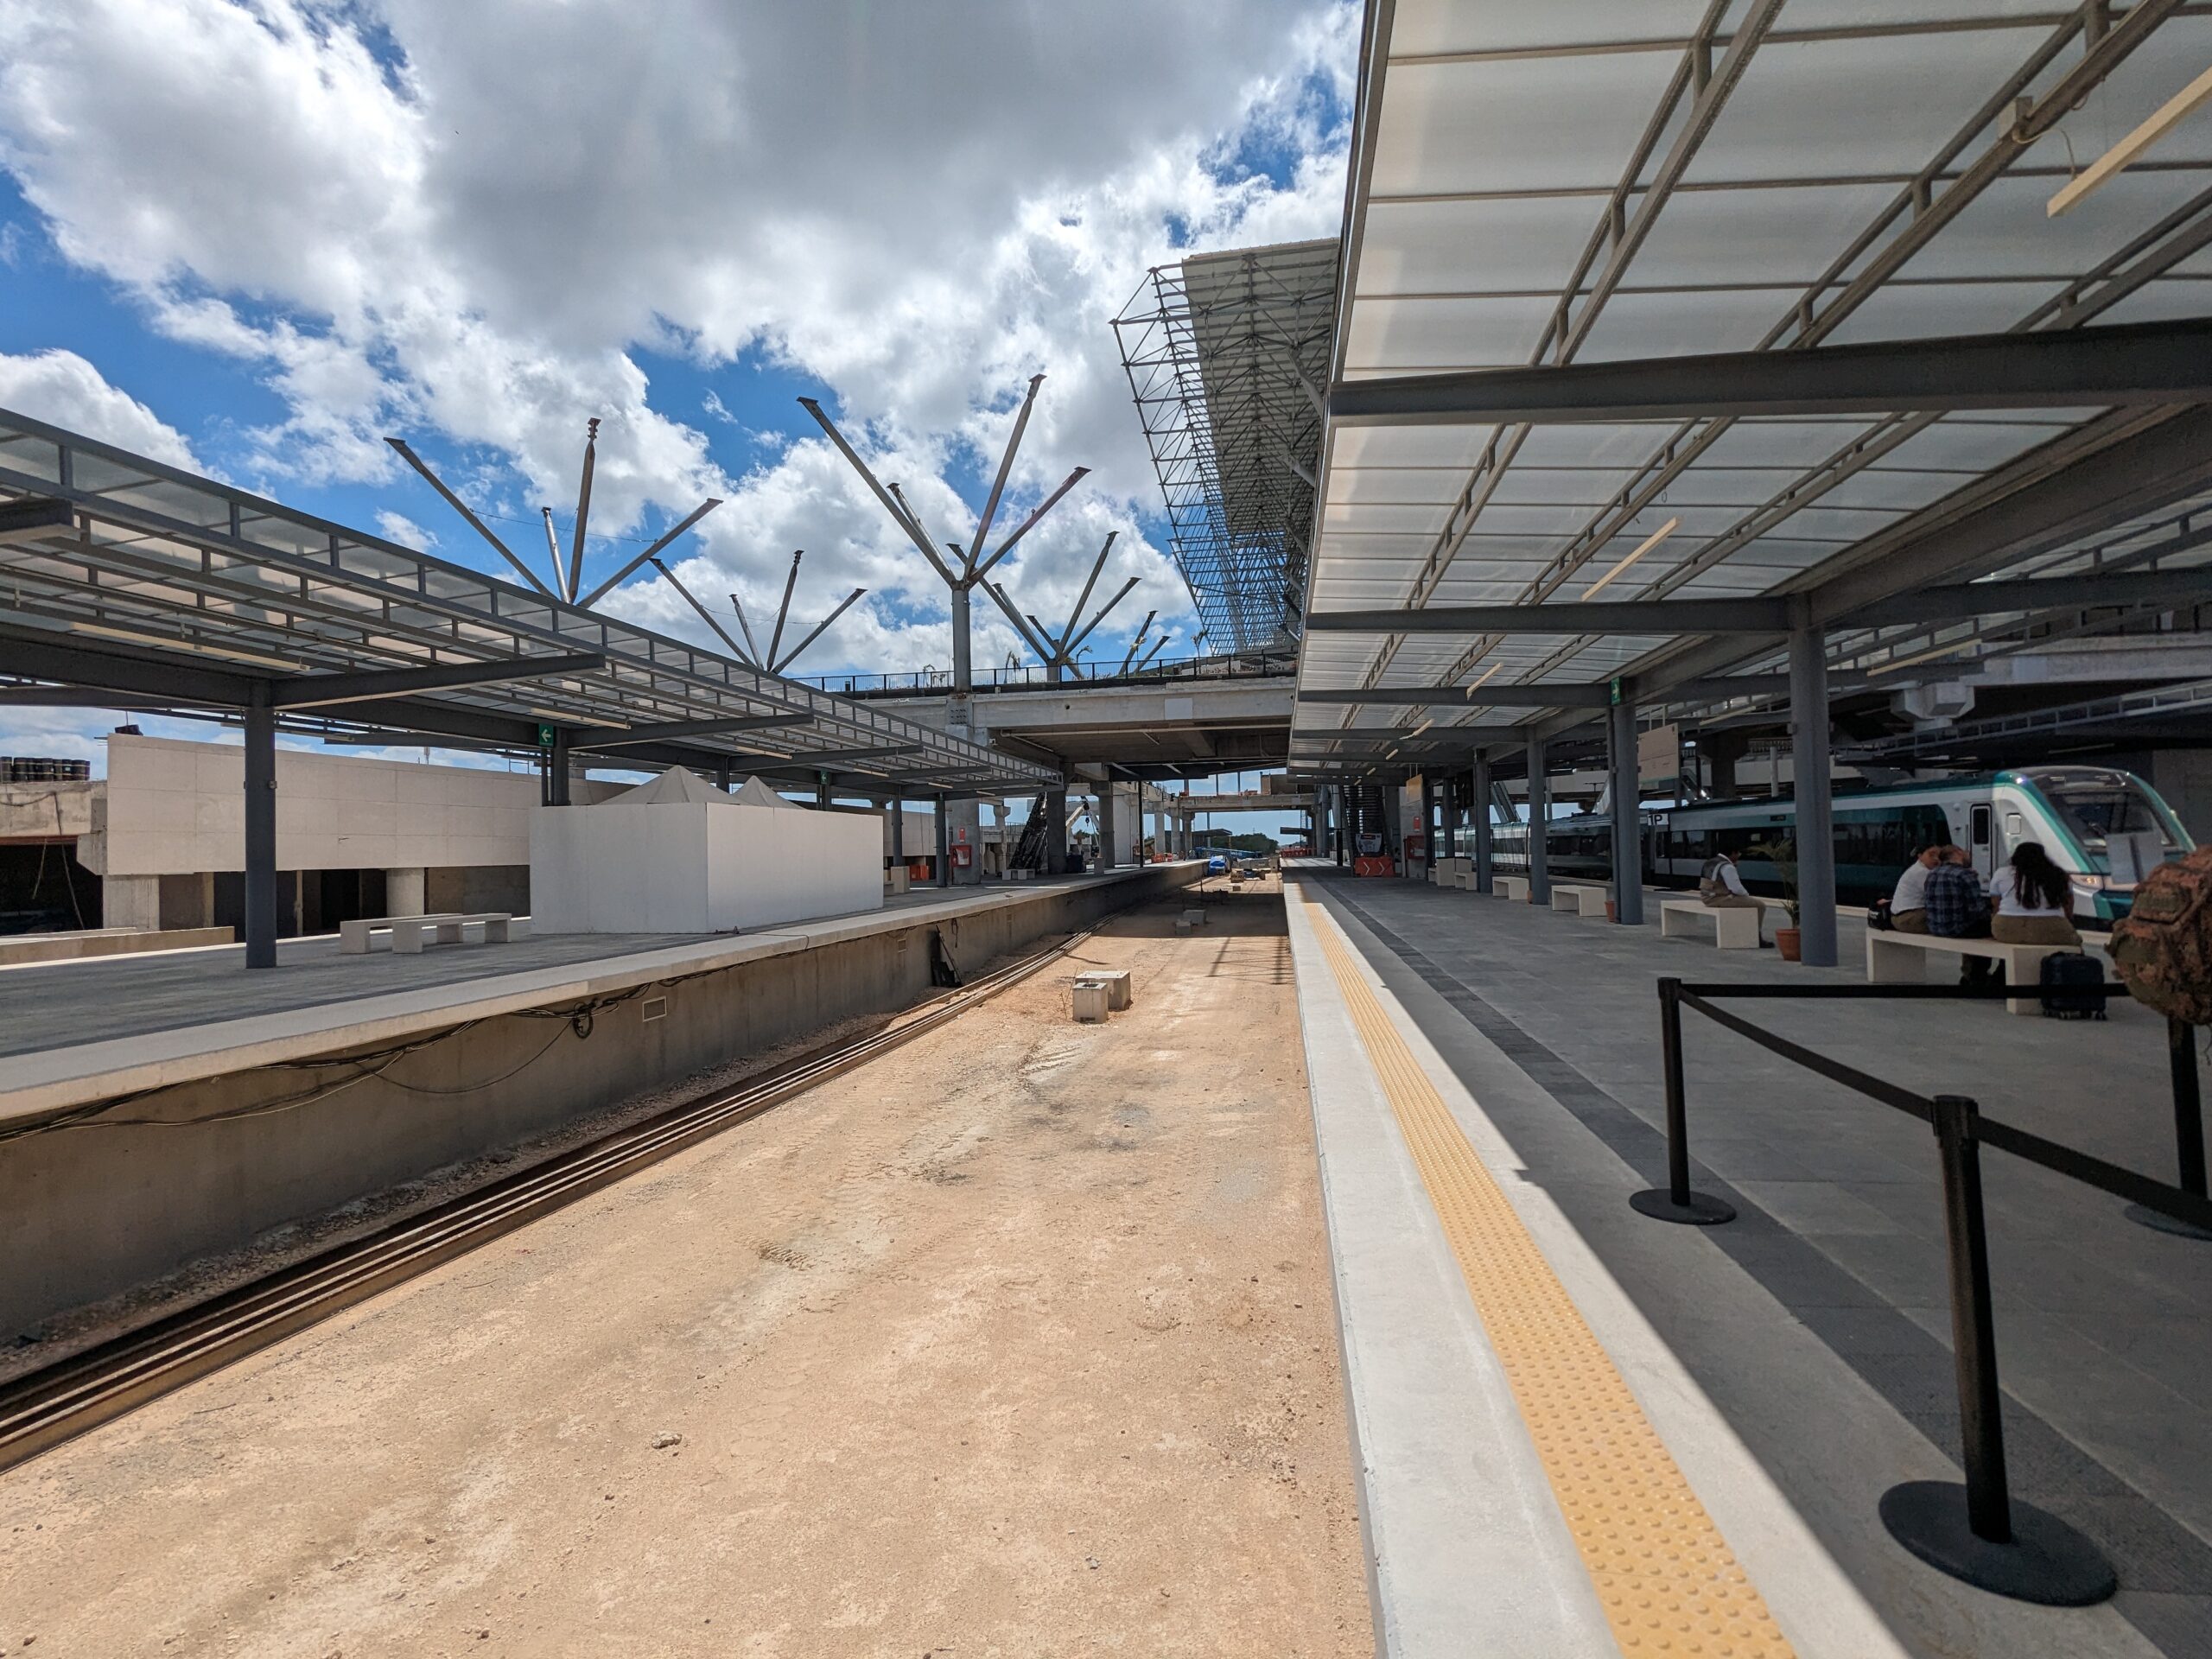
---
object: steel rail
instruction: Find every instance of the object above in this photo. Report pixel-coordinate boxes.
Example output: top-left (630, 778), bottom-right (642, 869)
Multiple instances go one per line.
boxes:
top-left (0, 925), bottom-right (1101, 1473)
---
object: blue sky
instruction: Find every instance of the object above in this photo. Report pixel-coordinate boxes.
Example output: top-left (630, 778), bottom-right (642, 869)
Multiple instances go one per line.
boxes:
top-left (0, 0), bottom-right (1353, 783)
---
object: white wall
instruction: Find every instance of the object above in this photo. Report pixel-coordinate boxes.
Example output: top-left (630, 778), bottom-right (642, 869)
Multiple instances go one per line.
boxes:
top-left (92, 735), bottom-right (537, 876)
top-left (531, 801), bottom-right (881, 933)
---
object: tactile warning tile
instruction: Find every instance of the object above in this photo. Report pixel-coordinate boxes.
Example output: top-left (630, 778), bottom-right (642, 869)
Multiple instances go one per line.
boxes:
top-left (1307, 901), bottom-right (1795, 1658)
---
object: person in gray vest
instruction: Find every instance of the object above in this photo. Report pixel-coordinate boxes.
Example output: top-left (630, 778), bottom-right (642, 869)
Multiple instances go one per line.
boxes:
top-left (1700, 849), bottom-right (1771, 947)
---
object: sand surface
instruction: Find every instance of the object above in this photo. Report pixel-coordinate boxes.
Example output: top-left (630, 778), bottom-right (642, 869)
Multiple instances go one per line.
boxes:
top-left (1, 882), bottom-right (1370, 1656)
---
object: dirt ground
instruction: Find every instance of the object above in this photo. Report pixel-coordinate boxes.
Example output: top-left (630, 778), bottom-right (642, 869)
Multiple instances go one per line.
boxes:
top-left (0, 880), bottom-right (1372, 1657)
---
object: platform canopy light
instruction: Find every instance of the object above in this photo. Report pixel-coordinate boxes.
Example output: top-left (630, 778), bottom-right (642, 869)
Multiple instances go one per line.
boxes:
top-left (2047, 62), bottom-right (2212, 218)
top-left (1580, 517), bottom-right (1680, 601)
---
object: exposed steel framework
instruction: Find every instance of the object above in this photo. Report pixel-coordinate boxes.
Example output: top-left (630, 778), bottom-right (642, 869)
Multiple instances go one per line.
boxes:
top-left (1114, 238), bottom-right (1338, 655)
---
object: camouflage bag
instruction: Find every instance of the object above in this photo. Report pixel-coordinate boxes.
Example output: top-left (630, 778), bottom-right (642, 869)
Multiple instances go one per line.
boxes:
top-left (2111, 846), bottom-right (2212, 1027)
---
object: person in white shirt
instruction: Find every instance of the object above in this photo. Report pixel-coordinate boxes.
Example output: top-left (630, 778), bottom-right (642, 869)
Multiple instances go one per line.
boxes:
top-left (1890, 844), bottom-right (1942, 934)
top-left (1989, 841), bottom-right (2081, 947)
top-left (1698, 849), bottom-right (1771, 946)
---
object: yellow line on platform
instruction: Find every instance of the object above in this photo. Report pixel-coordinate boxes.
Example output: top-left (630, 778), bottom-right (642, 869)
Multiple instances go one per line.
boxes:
top-left (1306, 897), bottom-right (1793, 1658)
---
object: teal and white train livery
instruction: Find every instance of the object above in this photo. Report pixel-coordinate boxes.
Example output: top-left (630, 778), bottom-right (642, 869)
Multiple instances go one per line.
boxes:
top-left (1485, 766), bottom-right (2194, 925)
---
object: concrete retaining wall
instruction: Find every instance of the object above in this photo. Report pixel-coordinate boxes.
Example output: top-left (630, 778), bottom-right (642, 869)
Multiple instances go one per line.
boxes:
top-left (0, 865), bottom-right (1198, 1335)
top-left (0, 925), bottom-right (232, 967)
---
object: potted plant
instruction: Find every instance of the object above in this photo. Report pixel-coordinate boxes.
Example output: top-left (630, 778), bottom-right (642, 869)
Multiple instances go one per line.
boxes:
top-left (1751, 837), bottom-right (1803, 960)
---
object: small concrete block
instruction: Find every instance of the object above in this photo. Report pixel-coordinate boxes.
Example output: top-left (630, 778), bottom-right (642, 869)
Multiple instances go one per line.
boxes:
top-left (1181, 907), bottom-right (1206, 926)
top-left (1072, 979), bottom-right (1110, 1022)
top-left (1090, 968), bottom-right (1133, 1010)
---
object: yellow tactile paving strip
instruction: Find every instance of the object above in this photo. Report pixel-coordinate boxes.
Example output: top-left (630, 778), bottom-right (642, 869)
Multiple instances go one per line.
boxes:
top-left (1306, 897), bottom-right (1794, 1658)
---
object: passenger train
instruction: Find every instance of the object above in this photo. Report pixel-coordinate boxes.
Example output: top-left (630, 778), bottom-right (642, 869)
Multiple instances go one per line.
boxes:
top-left (1474, 765), bottom-right (2193, 925)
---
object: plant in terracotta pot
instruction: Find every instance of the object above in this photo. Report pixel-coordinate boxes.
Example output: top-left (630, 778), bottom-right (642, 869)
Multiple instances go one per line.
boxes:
top-left (1751, 837), bottom-right (1804, 960)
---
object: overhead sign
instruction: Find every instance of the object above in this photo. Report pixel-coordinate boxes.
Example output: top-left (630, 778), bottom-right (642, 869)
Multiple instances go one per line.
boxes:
top-left (1637, 722), bottom-right (1681, 788)
top-left (537, 722), bottom-right (556, 749)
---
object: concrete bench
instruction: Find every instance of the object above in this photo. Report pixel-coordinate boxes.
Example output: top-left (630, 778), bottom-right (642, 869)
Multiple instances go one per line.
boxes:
top-left (1442, 858), bottom-right (1470, 890)
top-left (1551, 881), bottom-right (1611, 918)
top-left (1866, 929), bottom-right (2098, 1016)
top-left (340, 912), bottom-right (524, 956)
top-left (1497, 875), bottom-right (1530, 903)
top-left (1660, 899), bottom-right (1761, 950)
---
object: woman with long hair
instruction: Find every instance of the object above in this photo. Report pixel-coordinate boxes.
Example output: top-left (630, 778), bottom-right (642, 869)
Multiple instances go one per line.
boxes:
top-left (1990, 841), bottom-right (2080, 947)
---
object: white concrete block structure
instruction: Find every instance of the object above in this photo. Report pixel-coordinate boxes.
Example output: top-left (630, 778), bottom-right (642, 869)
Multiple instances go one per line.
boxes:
top-left (530, 767), bottom-right (881, 934)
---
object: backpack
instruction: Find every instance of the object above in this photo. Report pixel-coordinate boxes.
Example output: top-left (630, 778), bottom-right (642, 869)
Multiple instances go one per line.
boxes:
top-left (1867, 897), bottom-right (1894, 932)
top-left (2111, 846), bottom-right (2212, 1026)
top-left (2038, 951), bottom-right (2106, 1020)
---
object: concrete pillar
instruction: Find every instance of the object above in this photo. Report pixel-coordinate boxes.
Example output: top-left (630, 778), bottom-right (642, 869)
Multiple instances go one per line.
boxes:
top-left (934, 797), bottom-right (950, 888)
top-left (1609, 698), bottom-right (1644, 925)
top-left (244, 682), bottom-right (277, 969)
top-left (101, 873), bottom-right (159, 931)
top-left (1526, 738), bottom-right (1550, 906)
top-left (1096, 784), bottom-right (1116, 871)
top-left (1473, 752), bottom-right (1493, 893)
top-left (1789, 613), bottom-right (1837, 966)
top-left (385, 867), bottom-right (427, 917)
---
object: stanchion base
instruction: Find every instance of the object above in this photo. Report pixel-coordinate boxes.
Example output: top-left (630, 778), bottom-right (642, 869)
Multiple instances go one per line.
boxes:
top-left (1629, 1188), bottom-right (1736, 1226)
top-left (2125, 1201), bottom-right (2212, 1241)
top-left (1879, 1481), bottom-right (2116, 1606)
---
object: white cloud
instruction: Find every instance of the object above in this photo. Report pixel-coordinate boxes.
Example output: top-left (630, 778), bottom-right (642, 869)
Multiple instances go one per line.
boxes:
top-left (0, 0), bottom-right (1354, 673)
top-left (374, 510), bottom-right (435, 550)
top-left (0, 347), bottom-right (200, 468)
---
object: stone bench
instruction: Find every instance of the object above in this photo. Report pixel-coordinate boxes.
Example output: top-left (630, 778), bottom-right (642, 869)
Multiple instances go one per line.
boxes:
top-left (1551, 881), bottom-right (1611, 918)
top-left (1866, 929), bottom-right (2099, 1017)
top-left (1497, 875), bottom-right (1530, 903)
top-left (1660, 899), bottom-right (1761, 950)
top-left (1078, 968), bottom-right (1133, 1010)
top-left (340, 912), bottom-right (524, 956)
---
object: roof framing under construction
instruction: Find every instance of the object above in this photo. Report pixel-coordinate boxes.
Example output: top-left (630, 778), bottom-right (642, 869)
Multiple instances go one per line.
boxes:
top-left (1116, 237), bottom-right (1338, 655)
top-left (0, 406), bottom-right (1056, 798)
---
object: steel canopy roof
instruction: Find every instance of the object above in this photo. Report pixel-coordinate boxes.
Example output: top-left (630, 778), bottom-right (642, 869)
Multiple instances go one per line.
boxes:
top-left (1294, 0), bottom-right (2212, 773)
top-left (0, 407), bottom-right (1058, 796)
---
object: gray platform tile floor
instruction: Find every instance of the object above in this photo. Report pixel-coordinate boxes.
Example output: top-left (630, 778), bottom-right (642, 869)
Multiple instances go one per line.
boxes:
top-left (0, 878), bottom-right (1077, 1061)
top-left (1306, 872), bottom-right (2212, 1659)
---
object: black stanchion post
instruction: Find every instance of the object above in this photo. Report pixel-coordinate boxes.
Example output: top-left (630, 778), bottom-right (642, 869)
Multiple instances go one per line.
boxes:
top-left (1630, 978), bottom-right (1736, 1225)
top-left (2129, 1016), bottom-right (2212, 1241)
top-left (1880, 1095), bottom-right (2115, 1605)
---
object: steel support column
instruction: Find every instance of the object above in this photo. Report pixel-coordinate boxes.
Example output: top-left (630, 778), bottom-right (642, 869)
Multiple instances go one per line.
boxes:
top-left (1473, 752), bottom-right (1493, 894)
top-left (1790, 613), bottom-right (1837, 966)
top-left (547, 728), bottom-right (572, 807)
top-left (1609, 697), bottom-right (1644, 925)
top-left (891, 796), bottom-right (905, 866)
top-left (243, 682), bottom-right (278, 970)
top-left (935, 797), bottom-right (950, 889)
top-left (1526, 739), bottom-right (1550, 906)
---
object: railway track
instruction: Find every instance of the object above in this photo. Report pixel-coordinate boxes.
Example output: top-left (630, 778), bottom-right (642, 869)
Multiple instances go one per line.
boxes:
top-left (0, 929), bottom-right (1091, 1474)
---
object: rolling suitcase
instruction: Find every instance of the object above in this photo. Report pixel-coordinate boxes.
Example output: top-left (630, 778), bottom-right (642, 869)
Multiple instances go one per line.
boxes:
top-left (2038, 950), bottom-right (2106, 1020)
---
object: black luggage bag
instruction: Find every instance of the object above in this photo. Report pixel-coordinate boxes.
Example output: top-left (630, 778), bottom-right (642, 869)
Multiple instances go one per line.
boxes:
top-left (2038, 950), bottom-right (2107, 1020)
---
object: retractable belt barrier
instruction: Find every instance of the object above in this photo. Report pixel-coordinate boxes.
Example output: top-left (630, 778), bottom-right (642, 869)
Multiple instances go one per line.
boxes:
top-left (1634, 974), bottom-right (2212, 1608)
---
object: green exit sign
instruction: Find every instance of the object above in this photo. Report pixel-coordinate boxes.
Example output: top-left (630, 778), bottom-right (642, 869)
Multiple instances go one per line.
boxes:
top-left (1609, 677), bottom-right (1623, 706)
top-left (537, 723), bottom-right (556, 749)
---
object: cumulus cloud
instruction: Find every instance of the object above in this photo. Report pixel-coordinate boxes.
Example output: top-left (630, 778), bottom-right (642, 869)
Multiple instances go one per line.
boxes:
top-left (374, 510), bottom-right (435, 550)
top-left (0, 347), bottom-right (200, 468)
top-left (0, 0), bottom-right (1353, 672)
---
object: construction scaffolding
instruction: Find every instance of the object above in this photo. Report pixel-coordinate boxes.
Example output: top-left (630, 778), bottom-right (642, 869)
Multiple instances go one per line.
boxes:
top-left (1114, 238), bottom-right (1337, 656)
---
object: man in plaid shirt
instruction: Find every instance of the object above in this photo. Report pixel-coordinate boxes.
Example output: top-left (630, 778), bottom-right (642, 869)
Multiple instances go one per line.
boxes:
top-left (1923, 845), bottom-right (1994, 982)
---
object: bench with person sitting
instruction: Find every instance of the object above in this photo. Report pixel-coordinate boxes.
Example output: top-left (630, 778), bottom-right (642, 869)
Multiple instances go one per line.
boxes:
top-left (1867, 841), bottom-right (2091, 1013)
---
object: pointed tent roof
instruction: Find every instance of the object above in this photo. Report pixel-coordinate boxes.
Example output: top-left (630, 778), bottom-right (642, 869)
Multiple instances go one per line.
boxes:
top-left (728, 774), bottom-right (796, 809)
top-left (606, 765), bottom-right (728, 806)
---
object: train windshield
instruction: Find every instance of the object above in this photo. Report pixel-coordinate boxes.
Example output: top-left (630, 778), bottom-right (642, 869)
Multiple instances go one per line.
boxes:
top-left (2022, 768), bottom-right (2192, 870)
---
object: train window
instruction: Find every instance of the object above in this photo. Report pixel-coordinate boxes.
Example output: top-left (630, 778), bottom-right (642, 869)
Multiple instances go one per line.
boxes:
top-left (1971, 805), bottom-right (1992, 847)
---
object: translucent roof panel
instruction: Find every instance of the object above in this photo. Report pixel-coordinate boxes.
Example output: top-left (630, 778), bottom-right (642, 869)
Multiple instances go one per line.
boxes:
top-left (1294, 2), bottom-right (2212, 758)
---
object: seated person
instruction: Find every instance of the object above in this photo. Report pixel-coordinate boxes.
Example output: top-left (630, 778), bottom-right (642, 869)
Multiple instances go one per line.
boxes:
top-left (1991, 842), bottom-right (2082, 948)
top-left (1698, 849), bottom-right (1770, 947)
top-left (1890, 844), bottom-right (1942, 933)
top-left (1923, 845), bottom-right (1993, 982)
